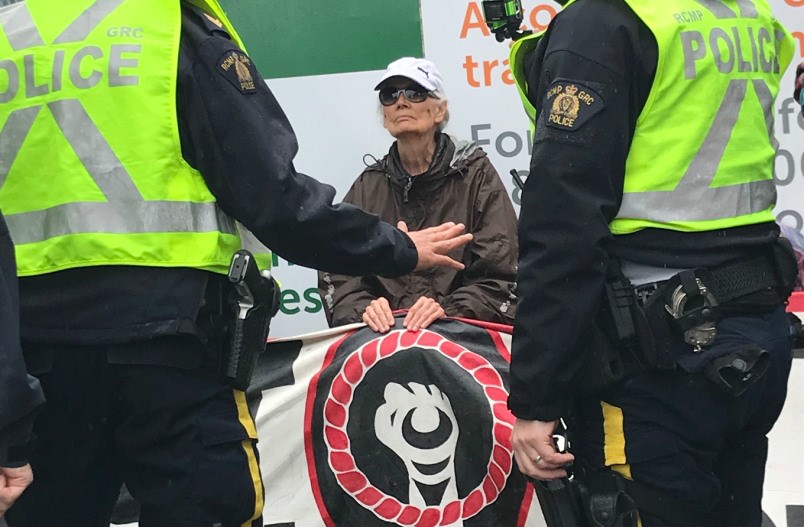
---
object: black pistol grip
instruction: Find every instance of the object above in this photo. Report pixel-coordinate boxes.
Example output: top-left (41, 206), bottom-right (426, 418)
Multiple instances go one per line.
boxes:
top-left (226, 317), bottom-right (247, 382)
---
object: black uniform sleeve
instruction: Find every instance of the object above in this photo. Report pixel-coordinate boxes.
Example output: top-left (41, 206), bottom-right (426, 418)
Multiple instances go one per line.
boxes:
top-left (0, 212), bottom-right (44, 467)
top-left (508, 0), bottom-right (657, 421)
top-left (176, 6), bottom-right (417, 277)
top-left (317, 180), bottom-right (384, 327)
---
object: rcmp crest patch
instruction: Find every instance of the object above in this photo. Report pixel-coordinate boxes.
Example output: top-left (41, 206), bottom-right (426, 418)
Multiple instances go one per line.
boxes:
top-left (217, 50), bottom-right (257, 94)
top-left (544, 81), bottom-right (604, 131)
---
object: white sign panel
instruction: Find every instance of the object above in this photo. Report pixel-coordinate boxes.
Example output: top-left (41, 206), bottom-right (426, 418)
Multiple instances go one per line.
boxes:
top-left (268, 1), bottom-right (804, 339)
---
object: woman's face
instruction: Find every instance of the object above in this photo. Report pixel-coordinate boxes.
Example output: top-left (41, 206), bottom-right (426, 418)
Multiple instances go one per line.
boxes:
top-left (380, 79), bottom-right (447, 140)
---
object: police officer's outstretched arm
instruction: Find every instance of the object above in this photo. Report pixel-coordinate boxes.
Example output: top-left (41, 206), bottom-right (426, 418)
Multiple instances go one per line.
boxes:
top-left (508, 1), bottom-right (645, 480)
top-left (0, 212), bottom-right (44, 516)
top-left (177, 6), bottom-right (470, 277)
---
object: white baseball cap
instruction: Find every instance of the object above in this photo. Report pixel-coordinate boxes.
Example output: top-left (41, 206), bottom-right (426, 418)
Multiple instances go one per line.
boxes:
top-left (374, 57), bottom-right (445, 95)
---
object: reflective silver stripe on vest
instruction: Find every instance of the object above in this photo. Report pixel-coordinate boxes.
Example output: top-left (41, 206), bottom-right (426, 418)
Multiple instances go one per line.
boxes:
top-left (54, 0), bottom-right (125, 44)
top-left (0, 1), bottom-right (239, 244)
top-left (753, 78), bottom-right (776, 149)
top-left (48, 99), bottom-right (143, 199)
top-left (0, 105), bottom-right (39, 188)
top-left (618, 78), bottom-right (775, 222)
top-left (0, 2), bottom-right (44, 50)
top-left (695, 0), bottom-right (758, 19)
top-left (6, 200), bottom-right (237, 245)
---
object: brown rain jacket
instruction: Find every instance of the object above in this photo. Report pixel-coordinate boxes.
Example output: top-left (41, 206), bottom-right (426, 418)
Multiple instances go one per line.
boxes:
top-left (318, 134), bottom-right (519, 327)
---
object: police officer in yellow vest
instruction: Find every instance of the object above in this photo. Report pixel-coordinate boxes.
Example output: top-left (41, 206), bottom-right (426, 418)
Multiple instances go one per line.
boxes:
top-left (505, 0), bottom-right (798, 525)
top-left (0, 0), bottom-right (471, 525)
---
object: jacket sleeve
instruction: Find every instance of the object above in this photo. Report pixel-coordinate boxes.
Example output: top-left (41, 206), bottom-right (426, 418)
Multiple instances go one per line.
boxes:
top-left (508, 2), bottom-right (649, 421)
top-left (441, 157), bottom-right (518, 325)
top-left (318, 272), bottom-right (379, 327)
top-left (0, 213), bottom-right (44, 467)
top-left (177, 8), bottom-right (417, 277)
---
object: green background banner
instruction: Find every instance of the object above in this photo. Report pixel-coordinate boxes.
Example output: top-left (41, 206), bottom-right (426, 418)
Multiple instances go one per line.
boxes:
top-left (219, 0), bottom-right (424, 79)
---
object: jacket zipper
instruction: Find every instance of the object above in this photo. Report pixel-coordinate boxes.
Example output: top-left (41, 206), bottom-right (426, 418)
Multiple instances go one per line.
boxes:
top-left (403, 176), bottom-right (414, 203)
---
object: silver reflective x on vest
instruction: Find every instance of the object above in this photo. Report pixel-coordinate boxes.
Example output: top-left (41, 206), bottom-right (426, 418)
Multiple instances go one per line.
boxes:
top-left (0, 1), bottom-right (237, 245)
top-left (618, 78), bottom-right (777, 223)
top-left (615, 0), bottom-right (787, 229)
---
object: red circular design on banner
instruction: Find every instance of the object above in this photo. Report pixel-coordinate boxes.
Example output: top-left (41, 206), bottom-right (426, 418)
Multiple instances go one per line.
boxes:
top-left (357, 487), bottom-right (384, 506)
top-left (376, 498), bottom-right (403, 520)
top-left (462, 489), bottom-right (485, 517)
top-left (482, 476), bottom-right (497, 501)
top-left (485, 386), bottom-right (508, 402)
top-left (493, 404), bottom-right (515, 424)
top-left (400, 330), bottom-right (418, 347)
top-left (495, 423), bottom-right (514, 450)
top-left (331, 376), bottom-right (352, 405)
top-left (398, 506), bottom-right (421, 525)
top-left (337, 471), bottom-right (368, 493)
top-left (324, 400), bottom-right (346, 427)
top-left (329, 452), bottom-right (355, 472)
top-left (362, 340), bottom-right (380, 367)
top-left (323, 328), bottom-right (515, 524)
top-left (439, 340), bottom-right (463, 358)
top-left (343, 353), bottom-right (364, 384)
top-left (494, 445), bottom-right (513, 473)
top-left (417, 508), bottom-right (441, 527)
top-left (475, 367), bottom-right (503, 387)
top-left (489, 463), bottom-right (506, 490)
top-left (441, 501), bottom-right (461, 525)
top-left (457, 352), bottom-right (486, 371)
top-left (324, 425), bottom-right (348, 450)
top-left (379, 332), bottom-right (400, 358)
top-left (417, 332), bottom-right (443, 347)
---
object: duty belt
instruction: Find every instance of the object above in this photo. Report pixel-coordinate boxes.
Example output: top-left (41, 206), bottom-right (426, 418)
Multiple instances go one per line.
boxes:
top-left (634, 253), bottom-right (783, 308)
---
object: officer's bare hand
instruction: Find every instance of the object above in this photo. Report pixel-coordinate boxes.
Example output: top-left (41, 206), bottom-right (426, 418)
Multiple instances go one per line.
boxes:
top-left (512, 418), bottom-right (574, 481)
top-left (363, 297), bottom-right (395, 333)
top-left (400, 221), bottom-right (472, 271)
top-left (403, 296), bottom-right (445, 332)
top-left (0, 464), bottom-right (33, 516)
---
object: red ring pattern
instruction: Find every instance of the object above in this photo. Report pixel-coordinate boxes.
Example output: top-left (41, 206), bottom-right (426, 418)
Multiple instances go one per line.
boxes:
top-left (322, 329), bottom-right (516, 525)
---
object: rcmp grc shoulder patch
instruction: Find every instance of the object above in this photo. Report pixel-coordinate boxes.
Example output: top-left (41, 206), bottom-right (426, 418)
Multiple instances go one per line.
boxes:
top-left (218, 50), bottom-right (257, 94)
top-left (544, 81), bottom-right (604, 131)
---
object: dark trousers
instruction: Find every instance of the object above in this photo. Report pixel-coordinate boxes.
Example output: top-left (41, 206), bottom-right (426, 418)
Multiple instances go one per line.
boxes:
top-left (571, 306), bottom-right (793, 527)
top-left (7, 337), bottom-right (264, 527)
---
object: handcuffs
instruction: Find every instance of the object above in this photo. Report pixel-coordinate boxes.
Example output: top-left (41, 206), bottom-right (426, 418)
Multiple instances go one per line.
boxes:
top-left (664, 276), bottom-right (719, 352)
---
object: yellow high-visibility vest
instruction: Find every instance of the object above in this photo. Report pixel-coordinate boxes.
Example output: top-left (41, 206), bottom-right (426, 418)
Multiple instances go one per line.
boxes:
top-left (0, 0), bottom-right (268, 276)
top-left (510, 0), bottom-right (793, 234)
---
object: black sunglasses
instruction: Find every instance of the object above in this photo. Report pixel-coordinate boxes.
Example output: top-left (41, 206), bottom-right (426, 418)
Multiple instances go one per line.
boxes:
top-left (378, 86), bottom-right (432, 106)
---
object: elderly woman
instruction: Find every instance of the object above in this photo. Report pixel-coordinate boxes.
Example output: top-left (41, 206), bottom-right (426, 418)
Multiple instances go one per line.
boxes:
top-left (318, 57), bottom-right (519, 332)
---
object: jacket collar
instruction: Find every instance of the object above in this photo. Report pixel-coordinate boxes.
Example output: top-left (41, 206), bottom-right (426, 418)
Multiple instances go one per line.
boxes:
top-left (371, 134), bottom-right (481, 181)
